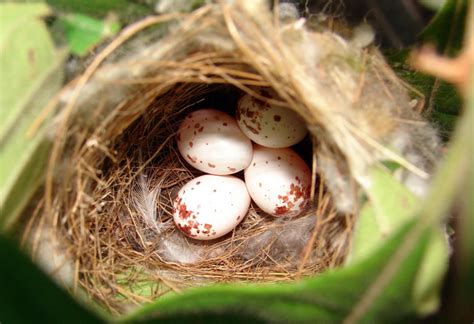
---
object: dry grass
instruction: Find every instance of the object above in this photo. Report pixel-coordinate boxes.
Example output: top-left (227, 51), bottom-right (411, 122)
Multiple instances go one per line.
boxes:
top-left (23, 1), bottom-right (437, 314)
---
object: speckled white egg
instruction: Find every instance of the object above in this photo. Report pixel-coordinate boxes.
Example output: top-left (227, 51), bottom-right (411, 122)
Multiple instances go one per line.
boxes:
top-left (245, 145), bottom-right (311, 217)
top-left (236, 91), bottom-right (308, 148)
top-left (177, 109), bottom-right (253, 175)
top-left (173, 175), bottom-right (250, 240)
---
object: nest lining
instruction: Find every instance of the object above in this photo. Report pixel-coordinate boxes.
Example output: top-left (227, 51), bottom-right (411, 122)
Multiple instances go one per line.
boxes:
top-left (24, 2), bottom-right (439, 315)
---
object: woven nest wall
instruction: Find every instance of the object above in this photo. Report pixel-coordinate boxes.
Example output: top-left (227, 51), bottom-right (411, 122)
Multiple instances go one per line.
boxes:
top-left (25, 2), bottom-right (439, 314)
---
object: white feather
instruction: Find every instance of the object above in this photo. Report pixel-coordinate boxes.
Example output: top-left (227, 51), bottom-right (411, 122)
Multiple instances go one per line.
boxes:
top-left (132, 174), bottom-right (163, 234)
top-left (158, 232), bottom-right (204, 264)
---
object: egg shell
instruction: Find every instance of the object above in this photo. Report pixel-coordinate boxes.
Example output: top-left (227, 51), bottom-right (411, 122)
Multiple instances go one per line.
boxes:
top-left (236, 92), bottom-right (308, 148)
top-left (245, 145), bottom-right (311, 217)
top-left (173, 175), bottom-right (250, 240)
top-left (177, 109), bottom-right (253, 175)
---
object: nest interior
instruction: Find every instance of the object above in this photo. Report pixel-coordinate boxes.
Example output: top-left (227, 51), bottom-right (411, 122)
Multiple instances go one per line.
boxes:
top-left (24, 2), bottom-right (439, 315)
top-left (34, 79), bottom-right (352, 312)
top-left (74, 83), bottom-right (351, 311)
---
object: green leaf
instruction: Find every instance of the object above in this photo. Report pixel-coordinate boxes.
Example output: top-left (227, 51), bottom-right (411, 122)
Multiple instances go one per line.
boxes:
top-left (347, 167), bottom-right (419, 264)
top-left (347, 203), bottom-right (379, 263)
top-left (413, 227), bottom-right (449, 315)
top-left (346, 167), bottom-right (449, 315)
top-left (449, 64), bottom-right (474, 320)
top-left (0, 3), bottom-right (52, 142)
top-left (0, 235), bottom-right (104, 324)
top-left (420, 0), bottom-right (468, 55)
top-left (380, 160), bottom-right (402, 172)
top-left (0, 3), bottom-right (66, 231)
top-left (411, 64), bottom-right (474, 321)
top-left (419, 0), bottom-right (447, 11)
top-left (57, 13), bottom-right (120, 56)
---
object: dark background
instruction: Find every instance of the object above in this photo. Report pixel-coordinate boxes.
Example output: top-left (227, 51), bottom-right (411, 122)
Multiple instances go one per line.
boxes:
top-left (286, 0), bottom-right (436, 48)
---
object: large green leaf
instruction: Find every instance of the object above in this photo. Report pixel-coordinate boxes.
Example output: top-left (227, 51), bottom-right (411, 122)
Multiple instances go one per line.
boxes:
top-left (0, 3), bottom-right (66, 231)
top-left (0, 235), bottom-right (104, 324)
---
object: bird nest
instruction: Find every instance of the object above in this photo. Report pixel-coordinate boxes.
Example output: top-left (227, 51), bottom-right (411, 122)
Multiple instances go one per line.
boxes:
top-left (24, 2), bottom-right (438, 315)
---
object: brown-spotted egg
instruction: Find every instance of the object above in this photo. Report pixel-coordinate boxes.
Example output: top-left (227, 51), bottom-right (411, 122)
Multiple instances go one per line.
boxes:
top-left (245, 145), bottom-right (311, 217)
top-left (173, 175), bottom-right (250, 240)
top-left (177, 109), bottom-right (253, 175)
top-left (236, 90), bottom-right (308, 148)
